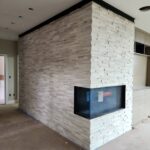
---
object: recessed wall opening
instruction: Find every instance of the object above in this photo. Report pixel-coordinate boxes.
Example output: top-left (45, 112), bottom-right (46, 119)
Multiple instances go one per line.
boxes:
top-left (133, 28), bottom-right (150, 125)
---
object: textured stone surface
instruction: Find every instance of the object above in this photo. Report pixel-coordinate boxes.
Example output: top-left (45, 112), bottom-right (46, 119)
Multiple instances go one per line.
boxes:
top-left (19, 2), bottom-right (135, 150)
top-left (19, 4), bottom-right (92, 150)
top-left (90, 3), bottom-right (135, 150)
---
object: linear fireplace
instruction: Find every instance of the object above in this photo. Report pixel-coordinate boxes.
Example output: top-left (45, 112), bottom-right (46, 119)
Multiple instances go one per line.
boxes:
top-left (74, 85), bottom-right (126, 119)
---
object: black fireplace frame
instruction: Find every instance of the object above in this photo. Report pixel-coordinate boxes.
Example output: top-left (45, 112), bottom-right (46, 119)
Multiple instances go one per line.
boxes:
top-left (74, 85), bottom-right (126, 119)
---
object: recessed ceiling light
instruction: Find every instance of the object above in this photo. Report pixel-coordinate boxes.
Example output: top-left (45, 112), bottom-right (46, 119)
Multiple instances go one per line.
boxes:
top-left (18, 16), bottom-right (23, 18)
top-left (139, 6), bottom-right (150, 12)
top-left (28, 7), bottom-right (34, 11)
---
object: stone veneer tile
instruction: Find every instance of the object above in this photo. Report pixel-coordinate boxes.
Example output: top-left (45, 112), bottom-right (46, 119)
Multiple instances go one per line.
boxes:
top-left (19, 3), bottom-right (92, 150)
top-left (90, 2), bottom-right (134, 150)
top-left (19, 1), bottom-right (135, 150)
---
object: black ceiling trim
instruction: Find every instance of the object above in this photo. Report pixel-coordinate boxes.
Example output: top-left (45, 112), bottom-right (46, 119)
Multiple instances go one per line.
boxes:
top-left (19, 0), bottom-right (134, 37)
top-left (93, 0), bottom-right (134, 22)
top-left (19, 0), bottom-right (91, 37)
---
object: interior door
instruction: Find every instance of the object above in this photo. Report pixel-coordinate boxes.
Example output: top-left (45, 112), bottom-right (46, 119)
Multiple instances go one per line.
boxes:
top-left (0, 56), bottom-right (5, 104)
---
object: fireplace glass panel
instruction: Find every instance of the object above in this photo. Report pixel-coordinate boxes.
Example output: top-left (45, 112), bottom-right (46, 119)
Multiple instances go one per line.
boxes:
top-left (74, 85), bottom-right (125, 119)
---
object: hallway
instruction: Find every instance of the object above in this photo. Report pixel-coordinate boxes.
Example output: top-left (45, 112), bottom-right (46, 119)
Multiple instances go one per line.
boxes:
top-left (0, 104), bottom-right (81, 150)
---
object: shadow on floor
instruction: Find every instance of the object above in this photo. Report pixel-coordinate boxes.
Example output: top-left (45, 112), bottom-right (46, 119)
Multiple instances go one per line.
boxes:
top-left (0, 104), bottom-right (82, 150)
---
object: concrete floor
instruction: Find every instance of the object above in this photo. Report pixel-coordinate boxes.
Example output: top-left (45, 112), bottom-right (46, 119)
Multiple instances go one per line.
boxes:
top-left (101, 119), bottom-right (150, 150)
top-left (0, 104), bottom-right (82, 150)
top-left (1, 104), bottom-right (150, 150)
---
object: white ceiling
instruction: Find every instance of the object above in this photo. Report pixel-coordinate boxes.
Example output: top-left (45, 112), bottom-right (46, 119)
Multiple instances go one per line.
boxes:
top-left (0, 0), bottom-right (150, 41)
top-left (0, 0), bottom-right (81, 41)
top-left (104, 0), bottom-right (150, 34)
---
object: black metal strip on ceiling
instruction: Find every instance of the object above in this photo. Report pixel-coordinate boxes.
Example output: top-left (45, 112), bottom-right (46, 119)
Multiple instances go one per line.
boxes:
top-left (93, 0), bottom-right (134, 22)
top-left (19, 0), bottom-right (134, 37)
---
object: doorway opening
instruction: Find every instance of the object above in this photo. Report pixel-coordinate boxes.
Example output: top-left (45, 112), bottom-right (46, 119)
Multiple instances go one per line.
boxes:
top-left (0, 56), bottom-right (5, 104)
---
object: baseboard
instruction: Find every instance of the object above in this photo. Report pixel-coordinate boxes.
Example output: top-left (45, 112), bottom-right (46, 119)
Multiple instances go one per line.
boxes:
top-left (6, 100), bottom-right (16, 104)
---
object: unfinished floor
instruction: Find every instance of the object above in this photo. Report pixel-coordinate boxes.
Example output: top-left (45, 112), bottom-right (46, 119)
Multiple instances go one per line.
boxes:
top-left (0, 104), bottom-right (82, 150)
top-left (101, 119), bottom-right (150, 150)
top-left (0, 104), bottom-right (150, 150)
